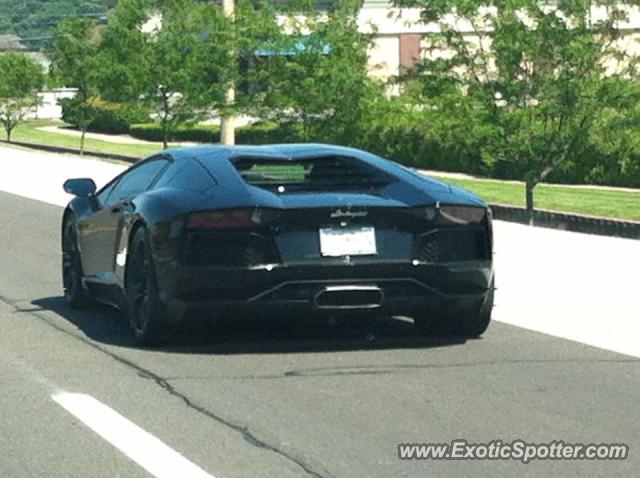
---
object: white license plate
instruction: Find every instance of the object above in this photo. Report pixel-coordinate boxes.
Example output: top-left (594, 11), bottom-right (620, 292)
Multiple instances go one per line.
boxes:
top-left (319, 227), bottom-right (377, 257)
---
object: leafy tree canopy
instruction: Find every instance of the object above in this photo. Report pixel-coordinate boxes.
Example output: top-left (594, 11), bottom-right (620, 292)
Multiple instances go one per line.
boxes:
top-left (51, 16), bottom-right (103, 153)
top-left (239, 0), bottom-right (376, 141)
top-left (98, 0), bottom-right (235, 147)
top-left (0, 52), bottom-right (45, 141)
top-left (395, 0), bottom-right (640, 218)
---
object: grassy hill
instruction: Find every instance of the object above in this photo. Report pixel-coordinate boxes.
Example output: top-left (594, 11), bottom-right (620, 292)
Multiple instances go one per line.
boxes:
top-left (0, 0), bottom-right (108, 50)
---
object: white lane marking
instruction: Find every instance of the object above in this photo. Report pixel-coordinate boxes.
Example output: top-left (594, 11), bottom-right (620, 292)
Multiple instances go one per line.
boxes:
top-left (52, 393), bottom-right (215, 478)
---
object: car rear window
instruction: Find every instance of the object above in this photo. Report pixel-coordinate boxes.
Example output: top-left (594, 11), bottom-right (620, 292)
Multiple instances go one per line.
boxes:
top-left (232, 156), bottom-right (393, 193)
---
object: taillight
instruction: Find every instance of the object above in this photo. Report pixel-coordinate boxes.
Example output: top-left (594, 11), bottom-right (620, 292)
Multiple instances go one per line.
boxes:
top-left (438, 205), bottom-right (486, 225)
top-left (187, 209), bottom-right (252, 229)
top-left (186, 208), bottom-right (280, 229)
top-left (409, 207), bottom-right (438, 220)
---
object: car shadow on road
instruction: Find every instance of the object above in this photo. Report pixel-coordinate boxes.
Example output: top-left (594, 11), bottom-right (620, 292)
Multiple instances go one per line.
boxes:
top-left (32, 296), bottom-right (468, 354)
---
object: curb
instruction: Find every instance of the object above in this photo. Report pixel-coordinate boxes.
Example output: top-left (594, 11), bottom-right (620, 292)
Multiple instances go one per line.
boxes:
top-left (490, 203), bottom-right (640, 240)
top-left (0, 139), bottom-right (139, 163)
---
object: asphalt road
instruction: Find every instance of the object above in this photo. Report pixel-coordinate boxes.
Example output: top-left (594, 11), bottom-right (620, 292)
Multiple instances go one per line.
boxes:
top-left (0, 189), bottom-right (638, 478)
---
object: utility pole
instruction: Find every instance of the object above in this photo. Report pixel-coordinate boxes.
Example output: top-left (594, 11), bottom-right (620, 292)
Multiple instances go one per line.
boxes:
top-left (220, 0), bottom-right (236, 145)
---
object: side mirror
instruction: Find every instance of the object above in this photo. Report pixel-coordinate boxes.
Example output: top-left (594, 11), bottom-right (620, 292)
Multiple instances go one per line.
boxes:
top-left (63, 178), bottom-right (97, 198)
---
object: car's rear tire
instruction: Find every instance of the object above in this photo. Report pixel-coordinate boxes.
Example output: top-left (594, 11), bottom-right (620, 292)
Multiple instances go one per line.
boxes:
top-left (414, 278), bottom-right (494, 338)
top-left (62, 217), bottom-right (92, 309)
top-left (126, 228), bottom-right (168, 346)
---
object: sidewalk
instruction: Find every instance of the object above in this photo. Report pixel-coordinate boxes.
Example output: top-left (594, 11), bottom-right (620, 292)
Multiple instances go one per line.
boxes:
top-left (36, 113), bottom-right (260, 148)
top-left (0, 145), bottom-right (125, 207)
top-left (37, 125), bottom-right (196, 147)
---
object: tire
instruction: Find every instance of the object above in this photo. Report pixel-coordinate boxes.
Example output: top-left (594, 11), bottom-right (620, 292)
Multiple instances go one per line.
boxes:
top-left (414, 278), bottom-right (494, 338)
top-left (62, 217), bottom-right (92, 308)
top-left (126, 228), bottom-right (168, 346)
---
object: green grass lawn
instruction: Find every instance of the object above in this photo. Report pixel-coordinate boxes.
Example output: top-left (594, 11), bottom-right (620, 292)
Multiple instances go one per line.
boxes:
top-left (431, 175), bottom-right (640, 222)
top-left (9, 119), bottom-right (164, 158)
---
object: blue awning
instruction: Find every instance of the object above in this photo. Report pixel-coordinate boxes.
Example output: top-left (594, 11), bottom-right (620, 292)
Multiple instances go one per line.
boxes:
top-left (254, 36), bottom-right (332, 57)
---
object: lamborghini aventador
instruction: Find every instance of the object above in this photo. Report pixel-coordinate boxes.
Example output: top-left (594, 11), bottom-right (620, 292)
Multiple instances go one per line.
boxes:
top-left (62, 144), bottom-right (494, 344)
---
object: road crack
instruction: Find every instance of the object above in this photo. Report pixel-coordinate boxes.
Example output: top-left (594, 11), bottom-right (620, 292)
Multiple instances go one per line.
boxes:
top-left (132, 368), bottom-right (330, 478)
top-left (164, 358), bottom-right (639, 382)
top-left (1, 297), bottom-right (331, 478)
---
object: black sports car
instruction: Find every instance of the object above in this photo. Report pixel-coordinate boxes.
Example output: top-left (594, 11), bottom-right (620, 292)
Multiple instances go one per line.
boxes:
top-left (62, 144), bottom-right (494, 344)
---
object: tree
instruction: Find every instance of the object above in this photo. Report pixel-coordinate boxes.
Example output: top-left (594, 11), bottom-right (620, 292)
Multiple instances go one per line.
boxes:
top-left (248, 0), bottom-right (375, 143)
top-left (51, 17), bottom-right (102, 154)
top-left (95, 0), bottom-right (373, 147)
top-left (395, 0), bottom-right (640, 222)
top-left (0, 53), bottom-right (44, 142)
top-left (587, 94), bottom-right (640, 187)
top-left (98, 0), bottom-right (232, 149)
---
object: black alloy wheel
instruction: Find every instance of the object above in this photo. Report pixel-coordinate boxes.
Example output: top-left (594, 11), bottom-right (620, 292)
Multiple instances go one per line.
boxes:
top-left (126, 228), bottom-right (168, 345)
top-left (62, 218), bottom-right (92, 308)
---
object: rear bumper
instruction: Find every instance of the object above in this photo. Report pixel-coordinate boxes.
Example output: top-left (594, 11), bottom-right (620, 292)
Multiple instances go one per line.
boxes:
top-left (161, 260), bottom-right (493, 321)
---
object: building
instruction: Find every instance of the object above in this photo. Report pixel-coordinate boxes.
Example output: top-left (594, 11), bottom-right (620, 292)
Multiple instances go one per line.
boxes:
top-left (359, 3), bottom-right (640, 82)
top-left (0, 34), bottom-right (26, 52)
top-left (358, 2), bottom-right (424, 83)
top-left (30, 88), bottom-right (78, 120)
top-left (0, 33), bottom-right (51, 72)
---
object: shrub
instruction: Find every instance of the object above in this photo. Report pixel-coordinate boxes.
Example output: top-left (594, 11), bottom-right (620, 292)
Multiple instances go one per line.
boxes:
top-left (130, 123), bottom-right (220, 143)
top-left (89, 101), bottom-right (150, 134)
top-left (60, 98), bottom-right (150, 134)
top-left (237, 121), bottom-right (304, 144)
top-left (341, 99), bottom-right (486, 174)
top-left (129, 121), bottom-right (302, 144)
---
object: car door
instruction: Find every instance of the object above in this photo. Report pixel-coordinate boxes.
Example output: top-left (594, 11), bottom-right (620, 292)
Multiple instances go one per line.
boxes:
top-left (78, 157), bottom-right (169, 281)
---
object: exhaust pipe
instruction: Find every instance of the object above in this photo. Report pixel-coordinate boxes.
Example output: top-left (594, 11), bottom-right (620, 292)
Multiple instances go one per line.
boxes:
top-left (314, 285), bottom-right (384, 310)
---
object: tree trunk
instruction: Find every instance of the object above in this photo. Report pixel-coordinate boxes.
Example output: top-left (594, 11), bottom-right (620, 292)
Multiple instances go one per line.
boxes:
top-left (162, 118), bottom-right (168, 150)
top-left (301, 112), bottom-right (310, 141)
top-left (6, 127), bottom-right (11, 143)
top-left (80, 129), bottom-right (86, 156)
top-left (525, 179), bottom-right (535, 225)
top-left (220, 107), bottom-right (236, 145)
top-left (220, 0), bottom-right (236, 146)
